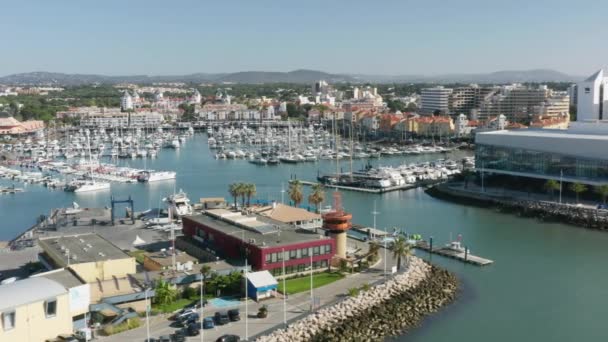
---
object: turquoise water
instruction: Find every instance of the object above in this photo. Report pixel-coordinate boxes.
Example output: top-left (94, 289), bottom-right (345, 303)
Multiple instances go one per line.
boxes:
top-left (2, 134), bottom-right (607, 341)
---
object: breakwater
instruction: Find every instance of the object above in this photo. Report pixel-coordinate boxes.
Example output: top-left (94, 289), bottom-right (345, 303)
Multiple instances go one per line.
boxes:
top-left (257, 258), bottom-right (458, 342)
top-left (427, 184), bottom-right (608, 230)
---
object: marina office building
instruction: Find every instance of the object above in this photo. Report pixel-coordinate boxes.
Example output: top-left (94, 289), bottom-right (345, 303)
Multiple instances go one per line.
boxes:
top-left (182, 209), bottom-right (335, 277)
top-left (475, 122), bottom-right (608, 186)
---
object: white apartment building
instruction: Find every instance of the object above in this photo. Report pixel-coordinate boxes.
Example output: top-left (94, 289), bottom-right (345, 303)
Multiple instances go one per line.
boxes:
top-left (80, 111), bottom-right (164, 128)
top-left (120, 91), bottom-right (134, 111)
top-left (577, 69), bottom-right (608, 121)
top-left (420, 86), bottom-right (453, 115)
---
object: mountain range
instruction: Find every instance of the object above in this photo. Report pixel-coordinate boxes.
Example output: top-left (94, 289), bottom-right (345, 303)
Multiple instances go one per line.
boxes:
top-left (0, 69), bottom-right (582, 86)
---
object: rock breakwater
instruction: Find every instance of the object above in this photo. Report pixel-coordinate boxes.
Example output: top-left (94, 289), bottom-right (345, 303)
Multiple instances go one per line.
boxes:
top-left (257, 258), bottom-right (458, 342)
top-left (427, 184), bottom-right (608, 229)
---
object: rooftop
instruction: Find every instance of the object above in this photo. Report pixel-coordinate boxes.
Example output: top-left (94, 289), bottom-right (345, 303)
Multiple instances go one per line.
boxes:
top-left (32, 268), bottom-right (85, 289)
top-left (186, 210), bottom-right (329, 248)
top-left (39, 233), bottom-right (131, 266)
top-left (0, 277), bottom-right (67, 311)
top-left (252, 203), bottom-right (321, 223)
top-left (144, 249), bottom-right (198, 268)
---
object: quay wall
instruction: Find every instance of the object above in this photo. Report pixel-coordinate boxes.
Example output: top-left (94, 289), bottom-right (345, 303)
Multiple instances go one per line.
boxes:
top-left (427, 183), bottom-right (608, 230)
top-left (257, 257), bottom-right (458, 342)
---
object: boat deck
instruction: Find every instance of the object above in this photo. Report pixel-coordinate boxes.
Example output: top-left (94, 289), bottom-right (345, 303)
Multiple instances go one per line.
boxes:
top-left (295, 179), bottom-right (442, 194)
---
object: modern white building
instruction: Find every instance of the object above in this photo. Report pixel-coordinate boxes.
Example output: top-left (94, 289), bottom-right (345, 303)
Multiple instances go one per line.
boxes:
top-left (420, 86), bottom-right (453, 115)
top-left (476, 121), bottom-right (608, 186)
top-left (190, 89), bottom-right (202, 104)
top-left (120, 91), bottom-right (134, 111)
top-left (577, 69), bottom-right (608, 121)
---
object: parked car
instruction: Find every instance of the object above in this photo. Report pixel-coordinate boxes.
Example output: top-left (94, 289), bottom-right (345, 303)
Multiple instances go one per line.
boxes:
top-left (144, 339), bottom-right (158, 342)
top-left (178, 313), bottom-right (199, 327)
top-left (214, 311), bottom-right (230, 325)
top-left (203, 317), bottom-right (215, 329)
top-left (171, 331), bottom-right (186, 342)
top-left (174, 308), bottom-right (197, 321)
top-left (216, 335), bottom-right (240, 342)
top-left (228, 309), bottom-right (240, 322)
top-left (158, 336), bottom-right (171, 342)
top-left (187, 322), bottom-right (200, 336)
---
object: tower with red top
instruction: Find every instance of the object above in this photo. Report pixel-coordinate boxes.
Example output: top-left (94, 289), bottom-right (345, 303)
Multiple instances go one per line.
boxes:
top-left (322, 192), bottom-right (352, 258)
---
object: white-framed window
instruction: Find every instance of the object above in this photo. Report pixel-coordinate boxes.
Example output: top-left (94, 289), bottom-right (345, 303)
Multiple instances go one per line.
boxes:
top-left (45, 299), bottom-right (57, 318)
top-left (2, 311), bottom-right (15, 331)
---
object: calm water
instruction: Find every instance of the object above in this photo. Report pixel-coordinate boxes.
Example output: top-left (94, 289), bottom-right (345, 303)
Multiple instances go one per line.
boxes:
top-left (2, 135), bottom-right (607, 342)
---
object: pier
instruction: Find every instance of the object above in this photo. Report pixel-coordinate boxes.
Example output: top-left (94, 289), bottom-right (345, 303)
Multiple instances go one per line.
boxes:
top-left (414, 240), bottom-right (494, 266)
top-left (294, 179), bottom-right (443, 194)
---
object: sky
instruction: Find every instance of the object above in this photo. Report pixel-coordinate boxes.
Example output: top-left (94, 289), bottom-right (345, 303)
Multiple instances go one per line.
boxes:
top-left (1, 0), bottom-right (606, 76)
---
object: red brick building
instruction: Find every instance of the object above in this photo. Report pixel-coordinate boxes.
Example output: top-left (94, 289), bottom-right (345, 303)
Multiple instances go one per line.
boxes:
top-left (182, 209), bottom-right (335, 276)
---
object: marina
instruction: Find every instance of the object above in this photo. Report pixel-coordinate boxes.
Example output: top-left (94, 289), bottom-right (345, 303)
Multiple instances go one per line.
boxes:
top-left (1, 133), bottom-right (606, 342)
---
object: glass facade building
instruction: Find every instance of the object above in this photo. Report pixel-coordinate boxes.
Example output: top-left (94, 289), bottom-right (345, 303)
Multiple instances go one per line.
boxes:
top-left (476, 144), bottom-right (608, 184)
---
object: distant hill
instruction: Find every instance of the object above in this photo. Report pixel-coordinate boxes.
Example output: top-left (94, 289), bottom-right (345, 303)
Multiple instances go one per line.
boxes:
top-left (0, 69), bottom-right (582, 86)
top-left (357, 69), bottom-right (582, 84)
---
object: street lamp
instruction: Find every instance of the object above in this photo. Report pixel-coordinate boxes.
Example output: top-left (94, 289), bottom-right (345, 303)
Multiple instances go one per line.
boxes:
top-left (227, 230), bottom-right (249, 341)
top-left (559, 169), bottom-right (563, 204)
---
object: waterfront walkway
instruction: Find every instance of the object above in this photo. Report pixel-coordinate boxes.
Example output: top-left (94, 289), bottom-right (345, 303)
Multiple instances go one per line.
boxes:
top-left (101, 248), bottom-right (399, 342)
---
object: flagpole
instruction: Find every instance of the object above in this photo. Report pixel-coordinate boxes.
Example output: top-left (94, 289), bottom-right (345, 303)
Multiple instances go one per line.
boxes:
top-left (200, 275), bottom-right (204, 342)
top-left (310, 253), bottom-right (313, 312)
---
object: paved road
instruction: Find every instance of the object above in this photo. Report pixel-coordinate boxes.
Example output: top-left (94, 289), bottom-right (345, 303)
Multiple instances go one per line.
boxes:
top-left (101, 248), bottom-right (399, 342)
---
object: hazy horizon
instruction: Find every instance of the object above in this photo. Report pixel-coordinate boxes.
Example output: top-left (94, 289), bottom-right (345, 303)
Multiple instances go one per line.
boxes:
top-left (1, 0), bottom-right (606, 76)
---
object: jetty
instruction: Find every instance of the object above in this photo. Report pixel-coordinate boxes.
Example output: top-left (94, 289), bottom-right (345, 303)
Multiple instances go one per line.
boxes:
top-left (295, 179), bottom-right (441, 194)
top-left (414, 240), bottom-right (494, 266)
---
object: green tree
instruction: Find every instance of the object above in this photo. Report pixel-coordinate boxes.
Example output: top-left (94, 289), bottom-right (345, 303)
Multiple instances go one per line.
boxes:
top-left (308, 183), bottom-right (325, 213)
top-left (288, 180), bottom-right (303, 208)
top-left (229, 183), bottom-right (240, 208)
top-left (237, 182), bottom-right (247, 208)
top-left (594, 185), bottom-right (608, 204)
top-left (569, 183), bottom-right (587, 203)
top-left (244, 183), bottom-right (257, 207)
top-left (544, 179), bottom-right (560, 200)
top-left (154, 279), bottom-right (178, 306)
top-left (390, 236), bottom-right (413, 271)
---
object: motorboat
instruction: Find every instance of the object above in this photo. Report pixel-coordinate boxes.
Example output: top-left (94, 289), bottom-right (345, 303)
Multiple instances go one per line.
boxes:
top-left (166, 190), bottom-right (193, 217)
top-left (137, 171), bottom-right (176, 182)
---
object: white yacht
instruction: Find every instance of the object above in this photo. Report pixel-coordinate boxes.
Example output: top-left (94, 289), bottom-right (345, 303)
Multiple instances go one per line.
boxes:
top-left (66, 180), bottom-right (111, 193)
top-left (166, 190), bottom-right (193, 216)
top-left (137, 171), bottom-right (176, 182)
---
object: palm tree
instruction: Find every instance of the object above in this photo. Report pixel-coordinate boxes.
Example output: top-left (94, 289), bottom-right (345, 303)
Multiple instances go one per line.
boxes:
top-left (390, 236), bottom-right (413, 271)
top-left (569, 182), bottom-right (587, 203)
top-left (154, 279), bottom-right (178, 306)
top-left (237, 182), bottom-right (248, 208)
top-left (308, 183), bottom-right (325, 213)
top-left (462, 169), bottom-right (474, 189)
top-left (544, 179), bottom-right (560, 200)
top-left (368, 241), bottom-right (381, 262)
top-left (244, 183), bottom-right (257, 207)
top-left (229, 183), bottom-right (239, 209)
top-left (288, 180), bottom-right (303, 208)
top-left (595, 184), bottom-right (608, 204)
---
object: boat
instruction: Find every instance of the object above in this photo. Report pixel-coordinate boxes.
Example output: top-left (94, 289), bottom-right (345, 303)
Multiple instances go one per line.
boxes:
top-left (66, 180), bottom-right (111, 193)
top-left (137, 170), bottom-right (176, 182)
top-left (166, 190), bottom-right (193, 216)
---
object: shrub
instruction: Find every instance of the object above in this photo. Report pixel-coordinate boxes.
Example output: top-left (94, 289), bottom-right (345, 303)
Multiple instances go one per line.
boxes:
top-left (360, 283), bottom-right (371, 292)
top-left (102, 318), bottom-right (141, 335)
top-left (347, 287), bottom-right (360, 297)
top-left (182, 286), bottom-right (197, 299)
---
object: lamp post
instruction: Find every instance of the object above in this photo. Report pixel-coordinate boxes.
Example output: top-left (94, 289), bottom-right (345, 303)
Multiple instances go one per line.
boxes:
top-left (226, 229), bottom-right (248, 341)
top-left (282, 248), bottom-right (286, 327)
top-left (559, 169), bottom-right (563, 204)
top-left (145, 287), bottom-right (150, 342)
top-left (200, 276), bottom-right (204, 342)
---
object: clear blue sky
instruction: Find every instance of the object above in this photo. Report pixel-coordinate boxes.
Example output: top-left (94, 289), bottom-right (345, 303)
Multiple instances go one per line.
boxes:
top-left (1, 0), bottom-right (606, 76)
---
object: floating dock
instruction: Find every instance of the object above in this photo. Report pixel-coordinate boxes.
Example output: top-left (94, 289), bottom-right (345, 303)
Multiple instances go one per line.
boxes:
top-left (414, 240), bottom-right (494, 266)
top-left (294, 179), bottom-right (441, 194)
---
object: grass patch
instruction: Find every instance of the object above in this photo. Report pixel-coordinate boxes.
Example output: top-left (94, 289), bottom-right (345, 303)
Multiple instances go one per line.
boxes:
top-left (128, 250), bottom-right (146, 264)
top-left (278, 272), bottom-right (345, 295)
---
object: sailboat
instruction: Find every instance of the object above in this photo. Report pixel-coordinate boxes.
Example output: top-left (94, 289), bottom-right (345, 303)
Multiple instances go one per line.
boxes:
top-left (278, 119), bottom-right (298, 164)
top-left (67, 136), bottom-right (110, 193)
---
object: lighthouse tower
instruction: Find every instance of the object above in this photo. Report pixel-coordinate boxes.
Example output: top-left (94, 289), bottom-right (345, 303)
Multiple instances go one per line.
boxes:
top-left (322, 192), bottom-right (352, 259)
